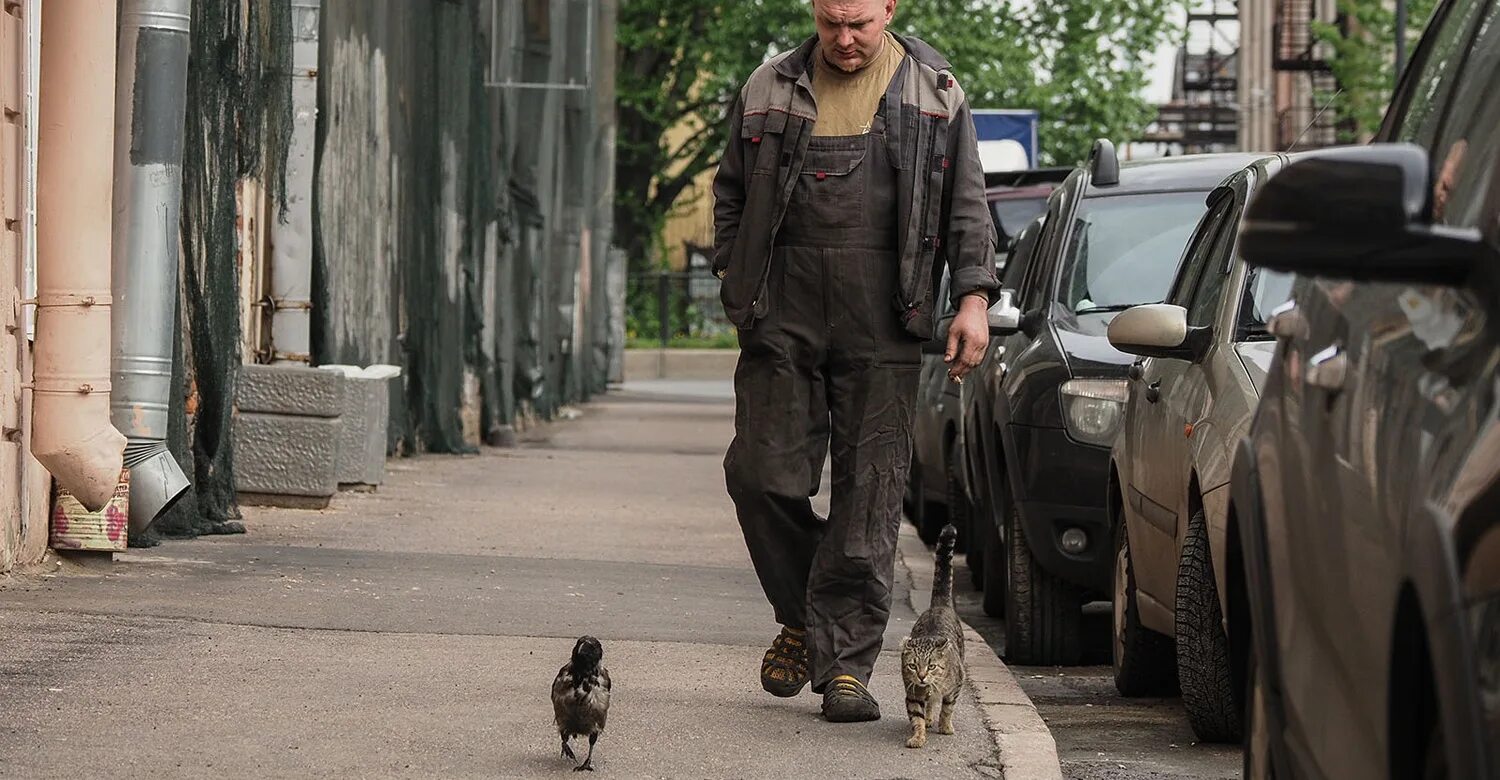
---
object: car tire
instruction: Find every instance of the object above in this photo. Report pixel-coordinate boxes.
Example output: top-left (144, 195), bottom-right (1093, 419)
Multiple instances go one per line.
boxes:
top-left (1112, 521), bottom-right (1178, 696)
top-left (1177, 507), bottom-right (1243, 743)
top-left (1003, 489), bottom-right (1083, 665)
top-left (981, 516), bottom-right (1005, 617)
top-left (1242, 646), bottom-right (1274, 780)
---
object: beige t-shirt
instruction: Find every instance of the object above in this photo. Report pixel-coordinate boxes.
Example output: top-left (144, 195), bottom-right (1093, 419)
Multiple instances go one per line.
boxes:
top-left (811, 32), bottom-right (903, 137)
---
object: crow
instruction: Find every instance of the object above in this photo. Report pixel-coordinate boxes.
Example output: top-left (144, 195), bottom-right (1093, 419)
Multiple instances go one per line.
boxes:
top-left (552, 636), bottom-right (611, 772)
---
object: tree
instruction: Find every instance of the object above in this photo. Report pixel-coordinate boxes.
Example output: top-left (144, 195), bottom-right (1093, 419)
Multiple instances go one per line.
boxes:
top-left (615, 0), bottom-right (1180, 271)
top-left (1313, 0), bottom-right (1439, 140)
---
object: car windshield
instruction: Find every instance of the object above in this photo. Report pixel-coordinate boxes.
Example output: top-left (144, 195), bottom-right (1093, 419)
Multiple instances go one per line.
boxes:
top-left (1055, 192), bottom-right (1208, 313)
top-left (1240, 265), bottom-right (1296, 337)
top-left (991, 197), bottom-right (1049, 248)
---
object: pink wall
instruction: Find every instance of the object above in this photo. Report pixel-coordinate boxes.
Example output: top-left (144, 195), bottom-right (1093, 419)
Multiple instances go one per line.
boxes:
top-left (1, 0), bottom-right (52, 572)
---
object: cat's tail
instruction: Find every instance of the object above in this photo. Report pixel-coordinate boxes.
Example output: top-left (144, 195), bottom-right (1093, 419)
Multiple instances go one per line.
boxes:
top-left (933, 524), bottom-right (958, 608)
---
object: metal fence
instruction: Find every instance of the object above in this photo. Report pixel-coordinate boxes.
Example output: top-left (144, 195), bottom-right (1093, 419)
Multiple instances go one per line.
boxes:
top-left (627, 270), bottom-right (734, 347)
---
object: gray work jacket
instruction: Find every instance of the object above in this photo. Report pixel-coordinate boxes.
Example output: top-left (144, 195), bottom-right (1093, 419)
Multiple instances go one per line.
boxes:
top-left (712, 34), bottom-right (1000, 338)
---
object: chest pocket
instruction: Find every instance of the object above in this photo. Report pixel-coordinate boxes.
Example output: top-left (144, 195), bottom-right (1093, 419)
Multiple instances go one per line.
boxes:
top-left (791, 139), bottom-right (869, 230)
top-left (742, 110), bottom-right (789, 176)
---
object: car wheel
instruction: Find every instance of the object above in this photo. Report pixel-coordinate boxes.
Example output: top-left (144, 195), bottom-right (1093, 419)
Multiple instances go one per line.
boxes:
top-left (1177, 507), bottom-right (1243, 743)
top-left (981, 516), bottom-right (1005, 617)
top-left (1242, 646), bottom-right (1274, 780)
top-left (1003, 488), bottom-right (1083, 665)
top-left (1112, 521), bottom-right (1177, 696)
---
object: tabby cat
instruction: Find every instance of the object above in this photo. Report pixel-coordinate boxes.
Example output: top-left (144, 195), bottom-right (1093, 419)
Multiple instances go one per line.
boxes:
top-left (900, 523), bottom-right (965, 749)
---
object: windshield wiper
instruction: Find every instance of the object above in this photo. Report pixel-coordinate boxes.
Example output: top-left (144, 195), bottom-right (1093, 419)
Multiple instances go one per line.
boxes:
top-left (1074, 303), bottom-right (1149, 315)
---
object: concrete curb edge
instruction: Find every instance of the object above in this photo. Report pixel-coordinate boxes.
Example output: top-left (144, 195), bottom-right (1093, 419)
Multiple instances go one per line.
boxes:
top-left (897, 525), bottom-right (1064, 780)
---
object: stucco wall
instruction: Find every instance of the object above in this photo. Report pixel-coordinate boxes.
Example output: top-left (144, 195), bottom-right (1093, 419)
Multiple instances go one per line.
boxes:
top-left (0, 0), bottom-right (52, 572)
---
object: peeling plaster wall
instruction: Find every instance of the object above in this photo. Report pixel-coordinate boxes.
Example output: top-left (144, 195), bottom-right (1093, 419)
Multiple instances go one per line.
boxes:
top-left (313, 0), bottom-right (618, 453)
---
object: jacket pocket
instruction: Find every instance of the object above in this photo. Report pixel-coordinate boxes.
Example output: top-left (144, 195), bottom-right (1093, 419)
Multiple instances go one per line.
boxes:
top-left (742, 110), bottom-right (787, 175)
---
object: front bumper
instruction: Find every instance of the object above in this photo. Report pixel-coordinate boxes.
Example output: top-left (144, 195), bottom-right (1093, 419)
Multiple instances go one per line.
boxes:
top-left (1008, 424), bottom-right (1113, 594)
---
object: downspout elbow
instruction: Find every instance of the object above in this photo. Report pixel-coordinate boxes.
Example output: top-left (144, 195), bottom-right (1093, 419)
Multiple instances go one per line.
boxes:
top-left (32, 0), bottom-right (128, 512)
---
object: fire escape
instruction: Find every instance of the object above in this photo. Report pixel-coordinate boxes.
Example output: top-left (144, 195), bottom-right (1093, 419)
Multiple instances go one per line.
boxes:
top-left (1273, 0), bottom-right (1341, 148)
top-left (1144, 0), bottom-right (1240, 153)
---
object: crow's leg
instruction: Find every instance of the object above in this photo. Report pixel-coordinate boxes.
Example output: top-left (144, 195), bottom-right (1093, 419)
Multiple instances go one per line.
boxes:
top-left (573, 733), bottom-right (598, 772)
top-left (561, 736), bottom-right (577, 762)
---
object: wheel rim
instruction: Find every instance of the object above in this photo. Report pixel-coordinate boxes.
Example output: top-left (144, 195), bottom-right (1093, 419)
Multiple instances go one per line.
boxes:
top-left (1112, 530), bottom-right (1129, 675)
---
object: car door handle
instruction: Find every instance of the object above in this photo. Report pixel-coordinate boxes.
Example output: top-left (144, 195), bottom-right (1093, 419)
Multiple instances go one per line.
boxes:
top-left (1145, 381), bottom-right (1161, 403)
top-left (1307, 345), bottom-right (1348, 392)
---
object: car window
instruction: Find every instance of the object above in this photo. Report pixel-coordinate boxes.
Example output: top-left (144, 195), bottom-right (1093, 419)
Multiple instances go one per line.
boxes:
top-left (1167, 192), bottom-right (1234, 308)
top-left (1239, 266), bottom-right (1296, 338)
top-left (1054, 192), bottom-right (1209, 313)
top-left (1187, 209), bottom-right (1239, 328)
top-left (992, 197), bottom-right (1049, 249)
top-left (1392, 0), bottom-right (1490, 147)
top-left (1021, 192), bottom-right (1066, 310)
top-left (1002, 217), bottom-right (1043, 291)
top-left (1428, 0), bottom-right (1500, 230)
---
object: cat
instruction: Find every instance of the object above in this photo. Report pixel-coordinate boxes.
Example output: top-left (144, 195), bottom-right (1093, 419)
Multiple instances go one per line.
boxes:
top-left (900, 523), bottom-right (965, 749)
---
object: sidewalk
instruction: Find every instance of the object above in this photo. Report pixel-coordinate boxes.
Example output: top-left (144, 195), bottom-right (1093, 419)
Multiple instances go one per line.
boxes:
top-left (0, 384), bottom-right (1039, 778)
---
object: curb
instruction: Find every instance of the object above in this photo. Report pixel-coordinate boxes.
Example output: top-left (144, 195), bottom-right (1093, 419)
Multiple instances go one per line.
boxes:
top-left (897, 525), bottom-right (1064, 780)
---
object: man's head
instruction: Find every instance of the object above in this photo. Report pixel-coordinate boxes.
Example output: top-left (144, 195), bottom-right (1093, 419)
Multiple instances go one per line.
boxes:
top-left (811, 0), bottom-right (898, 73)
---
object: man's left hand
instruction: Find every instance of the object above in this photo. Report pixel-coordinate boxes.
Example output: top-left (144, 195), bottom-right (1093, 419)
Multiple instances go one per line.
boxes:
top-left (945, 294), bottom-right (990, 382)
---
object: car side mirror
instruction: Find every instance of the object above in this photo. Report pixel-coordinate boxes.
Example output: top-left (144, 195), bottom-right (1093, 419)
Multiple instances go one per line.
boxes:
top-left (988, 290), bottom-right (1022, 336)
top-left (1107, 304), bottom-right (1211, 362)
top-left (1241, 143), bottom-right (1492, 285)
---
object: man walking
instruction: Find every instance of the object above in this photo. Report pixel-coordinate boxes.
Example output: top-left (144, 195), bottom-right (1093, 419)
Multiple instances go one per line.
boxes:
top-left (714, 0), bottom-right (998, 723)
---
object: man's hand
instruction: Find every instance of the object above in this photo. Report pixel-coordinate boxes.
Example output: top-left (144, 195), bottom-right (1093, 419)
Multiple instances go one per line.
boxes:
top-left (945, 294), bottom-right (990, 382)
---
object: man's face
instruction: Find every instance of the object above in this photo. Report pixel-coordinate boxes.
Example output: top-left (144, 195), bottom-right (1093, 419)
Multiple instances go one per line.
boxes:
top-left (812, 0), bottom-right (897, 72)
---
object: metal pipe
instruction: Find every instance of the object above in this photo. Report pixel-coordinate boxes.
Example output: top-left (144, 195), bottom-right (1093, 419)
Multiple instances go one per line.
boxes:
top-left (33, 0), bottom-right (128, 512)
top-left (110, 0), bottom-right (193, 531)
top-left (269, 0), bottom-right (320, 365)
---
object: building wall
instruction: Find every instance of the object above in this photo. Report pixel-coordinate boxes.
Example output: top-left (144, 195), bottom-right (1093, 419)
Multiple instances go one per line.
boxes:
top-left (1239, 0), bottom-right (1277, 152)
top-left (658, 115), bottom-right (715, 272)
top-left (0, 0), bottom-right (51, 572)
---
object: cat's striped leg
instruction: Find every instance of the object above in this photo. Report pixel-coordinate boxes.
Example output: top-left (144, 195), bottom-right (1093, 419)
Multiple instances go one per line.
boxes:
top-left (905, 696), bottom-right (929, 748)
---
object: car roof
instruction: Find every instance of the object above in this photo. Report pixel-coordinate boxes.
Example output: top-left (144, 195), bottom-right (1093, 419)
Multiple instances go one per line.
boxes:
top-left (1085, 152), bottom-right (1272, 197)
top-left (987, 183), bottom-right (1058, 201)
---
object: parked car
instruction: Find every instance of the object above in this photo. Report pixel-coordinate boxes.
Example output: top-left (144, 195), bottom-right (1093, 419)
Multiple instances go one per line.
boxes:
top-left (962, 216), bottom-right (1048, 597)
top-left (1104, 154), bottom-right (1295, 745)
top-left (1230, 0), bottom-right (1500, 775)
top-left (908, 170), bottom-right (1067, 549)
top-left (974, 143), bottom-right (1265, 665)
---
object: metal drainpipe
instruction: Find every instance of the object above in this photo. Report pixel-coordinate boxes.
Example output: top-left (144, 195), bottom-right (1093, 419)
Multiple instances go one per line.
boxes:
top-left (32, 0), bottom-right (128, 512)
top-left (111, 0), bottom-right (193, 533)
top-left (267, 0), bottom-right (320, 365)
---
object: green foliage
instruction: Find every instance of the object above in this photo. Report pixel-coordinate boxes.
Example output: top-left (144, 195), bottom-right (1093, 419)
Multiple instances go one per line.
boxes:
top-left (1312, 0), bottom-right (1439, 140)
top-left (616, 0), bottom-right (1181, 270)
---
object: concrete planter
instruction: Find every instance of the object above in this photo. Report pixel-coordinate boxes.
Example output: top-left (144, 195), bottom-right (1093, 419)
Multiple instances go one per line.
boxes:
top-left (233, 364), bottom-right (343, 507)
top-left (318, 365), bottom-right (401, 489)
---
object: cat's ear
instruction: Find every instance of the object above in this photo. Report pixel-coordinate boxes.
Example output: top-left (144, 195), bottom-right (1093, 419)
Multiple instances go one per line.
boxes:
top-left (933, 637), bottom-right (948, 649)
top-left (900, 636), bottom-right (911, 650)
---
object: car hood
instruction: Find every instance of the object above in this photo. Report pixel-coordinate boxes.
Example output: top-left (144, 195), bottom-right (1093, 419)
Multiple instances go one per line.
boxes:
top-left (1234, 341), bottom-right (1277, 395)
top-left (1055, 311), bottom-right (1134, 373)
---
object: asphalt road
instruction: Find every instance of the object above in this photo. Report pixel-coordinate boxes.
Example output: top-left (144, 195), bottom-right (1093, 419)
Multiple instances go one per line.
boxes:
top-left (951, 559), bottom-right (1242, 780)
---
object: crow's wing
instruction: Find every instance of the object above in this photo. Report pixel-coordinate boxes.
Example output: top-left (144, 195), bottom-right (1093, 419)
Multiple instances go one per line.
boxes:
top-left (551, 664), bottom-right (574, 728)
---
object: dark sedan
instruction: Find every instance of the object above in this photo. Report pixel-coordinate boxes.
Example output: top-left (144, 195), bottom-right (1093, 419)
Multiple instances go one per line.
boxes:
top-left (1231, 0), bottom-right (1500, 775)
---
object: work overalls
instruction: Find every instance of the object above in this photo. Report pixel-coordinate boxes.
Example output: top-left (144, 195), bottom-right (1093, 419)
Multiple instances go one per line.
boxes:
top-left (724, 95), bottom-right (922, 693)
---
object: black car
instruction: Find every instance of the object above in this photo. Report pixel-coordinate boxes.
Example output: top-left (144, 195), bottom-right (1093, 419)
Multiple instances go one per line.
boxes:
top-left (1230, 0), bottom-right (1500, 776)
top-left (908, 169), bottom-right (1068, 550)
top-left (976, 143), bottom-right (1266, 664)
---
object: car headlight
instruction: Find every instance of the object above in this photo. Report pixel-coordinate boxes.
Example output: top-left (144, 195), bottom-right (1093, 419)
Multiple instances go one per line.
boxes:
top-left (1060, 379), bottom-right (1127, 447)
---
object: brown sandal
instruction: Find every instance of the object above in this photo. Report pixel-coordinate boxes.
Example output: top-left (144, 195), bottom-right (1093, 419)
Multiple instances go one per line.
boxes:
top-left (760, 627), bottom-right (810, 697)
